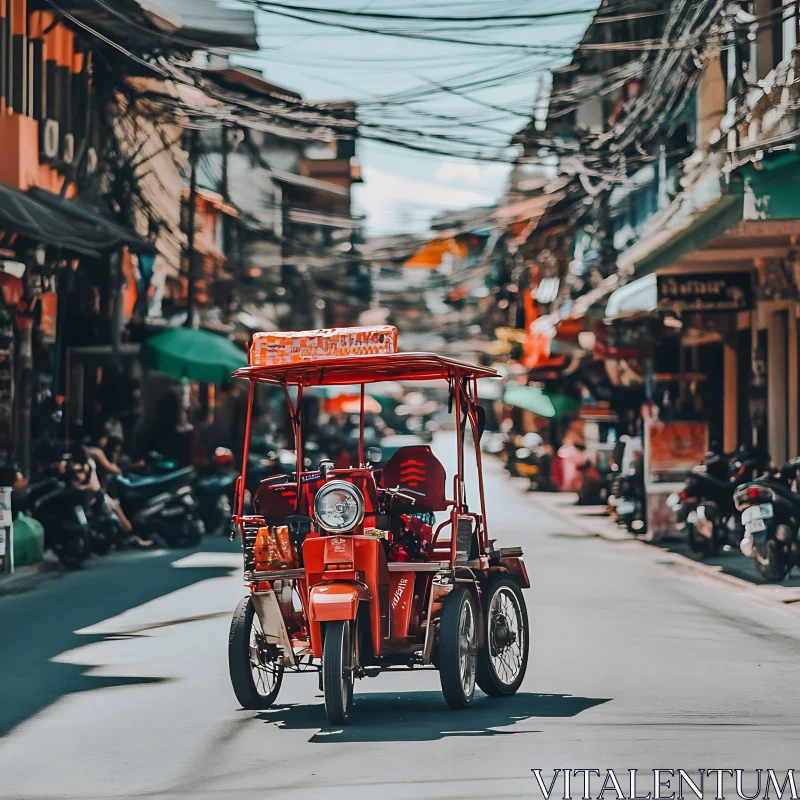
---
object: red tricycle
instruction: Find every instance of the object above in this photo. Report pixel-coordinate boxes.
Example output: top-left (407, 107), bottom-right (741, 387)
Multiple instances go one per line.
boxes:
top-left (228, 326), bottom-right (530, 724)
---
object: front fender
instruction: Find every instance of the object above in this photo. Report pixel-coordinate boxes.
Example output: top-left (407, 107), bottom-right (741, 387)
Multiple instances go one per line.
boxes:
top-left (308, 582), bottom-right (370, 623)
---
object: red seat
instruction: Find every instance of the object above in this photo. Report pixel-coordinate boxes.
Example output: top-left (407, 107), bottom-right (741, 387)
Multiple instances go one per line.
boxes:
top-left (382, 445), bottom-right (448, 512)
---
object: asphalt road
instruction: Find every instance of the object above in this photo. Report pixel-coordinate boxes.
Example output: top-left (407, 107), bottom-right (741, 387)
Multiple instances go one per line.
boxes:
top-left (3, 438), bottom-right (800, 800)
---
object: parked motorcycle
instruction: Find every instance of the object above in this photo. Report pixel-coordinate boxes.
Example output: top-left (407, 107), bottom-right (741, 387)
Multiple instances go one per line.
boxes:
top-left (24, 476), bottom-right (94, 569)
top-left (114, 459), bottom-right (204, 548)
top-left (669, 446), bottom-right (764, 557)
top-left (195, 447), bottom-right (237, 535)
top-left (735, 458), bottom-right (800, 582)
top-left (609, 467), bottom-right (646, 533)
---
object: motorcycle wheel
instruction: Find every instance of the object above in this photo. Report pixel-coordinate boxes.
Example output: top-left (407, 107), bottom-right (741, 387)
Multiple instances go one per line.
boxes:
top-left (438, 587), bottom-right (478, 710)
top-left (687, 524), bottom-right (717, 557)
top-left (150, 515), bottom-right (204, 548)
top-left (57, 528), bottom-right (93, 569)
top-left (476, 577), bottom-right (529, 697)
top-left (90, 517), bottom-right (118, 556)
top-left (205, 495), bottom-right (231, 537)
top-left (228, 596), bottom-right (283, 709)
top-left (323, 619), bottom-right (355, 725)
top-left (754, 539), bottom-right (790, 582)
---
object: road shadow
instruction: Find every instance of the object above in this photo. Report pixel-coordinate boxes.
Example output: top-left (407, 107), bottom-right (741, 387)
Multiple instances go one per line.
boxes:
top-left (257, 691), bottom-right (610, 743)
top-left (0, 537), bottom-right (239, 737)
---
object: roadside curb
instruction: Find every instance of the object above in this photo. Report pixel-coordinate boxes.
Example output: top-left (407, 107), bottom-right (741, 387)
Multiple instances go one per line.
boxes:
top-left (523, 485), bottom-right (800, 606)
top-left (0, 562), bottom-right (63, 598)
top-left (522, 488), bottom-right (634, 542)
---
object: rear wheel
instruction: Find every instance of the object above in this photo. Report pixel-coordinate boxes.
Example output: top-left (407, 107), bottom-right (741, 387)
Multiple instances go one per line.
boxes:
top-left (687, 523), bottom-right (714, 557)
top-left (56, 528), bottom-right (93, 569)
top-left (323, 620), bottom-right (355, 725)
top-left (477, 577), bottom-right (529, 696)
top-left (438, 587), bottom-right (478, 709)
top-left (228, 596), bottom-right (283, 709)
top-left (754, 539), bottom-right (791, 582)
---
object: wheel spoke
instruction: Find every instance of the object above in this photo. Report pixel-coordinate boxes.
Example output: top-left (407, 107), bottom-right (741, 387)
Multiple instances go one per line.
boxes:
top-left (487, 587), bottom-right (524, 687)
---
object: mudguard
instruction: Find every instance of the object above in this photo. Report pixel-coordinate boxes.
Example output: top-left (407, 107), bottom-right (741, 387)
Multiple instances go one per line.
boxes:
top-left (308, 582), bottom-right (370, 622)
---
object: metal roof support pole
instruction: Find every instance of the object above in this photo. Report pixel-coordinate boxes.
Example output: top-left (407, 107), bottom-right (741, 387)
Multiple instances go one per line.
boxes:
top-left (359, 384), bottom-right (365, 467)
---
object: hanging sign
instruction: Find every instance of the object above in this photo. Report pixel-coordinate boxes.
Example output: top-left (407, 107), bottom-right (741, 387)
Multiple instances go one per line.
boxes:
top-left (657, 271), bottom-right (754, 313)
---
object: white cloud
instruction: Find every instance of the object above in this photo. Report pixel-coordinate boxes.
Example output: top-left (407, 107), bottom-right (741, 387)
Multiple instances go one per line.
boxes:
top-left (354, 163), bottom-right (508, 236)
top-left (435, 160), bottom-right (509, 188)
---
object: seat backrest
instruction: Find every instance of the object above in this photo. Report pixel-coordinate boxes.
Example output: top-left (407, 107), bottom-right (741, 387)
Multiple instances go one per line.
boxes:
top-left (382, 445), bottom-right (447, 511)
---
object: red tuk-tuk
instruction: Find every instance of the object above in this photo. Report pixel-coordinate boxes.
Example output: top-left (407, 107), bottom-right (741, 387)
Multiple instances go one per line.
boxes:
top-left (228, 326), bottom-right (529, 724)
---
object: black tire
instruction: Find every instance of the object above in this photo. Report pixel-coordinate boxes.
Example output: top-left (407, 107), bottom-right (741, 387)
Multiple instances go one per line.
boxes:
top-left (323, 619), bottom-right (355, 725)
top-left (151, 515), bottom-right (203, 548)
top-left (754, 539), bottom-right (790, 582)
top-left (687, 523), bottom-right (714, 557)
top-left (438, 587), bottom-right (478, 710)
top-left (477, 576), bottom-right (529, 697)
top-left (228, 596), bottom-right (283, 709)
top-left (90, 517), bottom-right (117, 556)
top-left (57, 529), bottom-right (93, 569)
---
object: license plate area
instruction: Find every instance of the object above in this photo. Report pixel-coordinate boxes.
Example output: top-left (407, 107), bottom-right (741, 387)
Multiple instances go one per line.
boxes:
top-left (742, 504), bottom-right (774, 524)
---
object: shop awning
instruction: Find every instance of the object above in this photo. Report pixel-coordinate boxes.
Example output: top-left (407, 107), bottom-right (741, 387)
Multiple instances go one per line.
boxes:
top-left (26, 187), bottom-right (157, 254)
top-left (0, 184), bottom-right (103, 256)
top-left (605, 274), bottom-right (657, 318)
top-left (503, 384), bottom-right (580, 419)
top-left (141, 328), bottom-right (247, 383)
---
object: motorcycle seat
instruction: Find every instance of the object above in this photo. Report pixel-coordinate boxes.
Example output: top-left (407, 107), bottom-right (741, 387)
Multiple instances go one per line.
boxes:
top-left (381, 445), bottom-right (448, 512)
top-left (116, 466), bottom-right (195, 499)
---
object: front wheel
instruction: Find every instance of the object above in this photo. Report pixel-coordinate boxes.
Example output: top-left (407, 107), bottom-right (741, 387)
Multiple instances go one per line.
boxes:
top-left (56, 528), bottom-right (93, 569)
top-left (477, 576), bottom-right (529, 696)
top-left (754, 539), bottom-right (791, 582)
top-left (228, 596), bottom-right (283, 709)
top-left (323, 619), bottom-right (355, 725)
top-left (438, 587), bottom-right (478, 709)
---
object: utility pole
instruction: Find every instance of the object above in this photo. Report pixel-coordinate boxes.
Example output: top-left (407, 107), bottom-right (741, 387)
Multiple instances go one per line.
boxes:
top-left (185, 127), bottom-right (199, 329)
top-left (220, 125), bottom-right (229, 202)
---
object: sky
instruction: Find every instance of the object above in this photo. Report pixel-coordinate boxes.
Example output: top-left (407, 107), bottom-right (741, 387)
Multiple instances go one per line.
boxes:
top-left (233, 1), bottom-right (593, 237)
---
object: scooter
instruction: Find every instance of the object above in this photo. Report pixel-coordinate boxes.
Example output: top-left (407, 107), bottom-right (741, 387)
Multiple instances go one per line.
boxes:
top-left (114, 461), bottom-right (204, 548)
top-left (195, 447), bottom-right (237, 535)
top-left (668, 447), bottom-right (764, 557)
top-left (25, 476), bottom-right (94, 569)
top-left (735, 458), bottom-right (800, 582)
top-left (609, 467), bottom-right (646, 533)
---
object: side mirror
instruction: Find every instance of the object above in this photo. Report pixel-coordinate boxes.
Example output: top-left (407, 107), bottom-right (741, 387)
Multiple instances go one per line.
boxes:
top-left (366, 446), bottom-right (382, 464)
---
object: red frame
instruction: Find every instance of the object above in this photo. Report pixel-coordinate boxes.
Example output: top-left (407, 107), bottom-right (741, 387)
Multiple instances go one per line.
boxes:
top-left (233, 352), bottom-right (499, 567)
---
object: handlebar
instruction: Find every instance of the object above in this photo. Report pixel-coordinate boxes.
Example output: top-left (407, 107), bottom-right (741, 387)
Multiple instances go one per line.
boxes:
top-left (383, 486), bottom-right (425, 505)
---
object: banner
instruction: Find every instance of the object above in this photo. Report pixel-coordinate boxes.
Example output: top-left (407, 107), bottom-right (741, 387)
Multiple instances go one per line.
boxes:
top-left (645, 421), bottom-right (709, 478)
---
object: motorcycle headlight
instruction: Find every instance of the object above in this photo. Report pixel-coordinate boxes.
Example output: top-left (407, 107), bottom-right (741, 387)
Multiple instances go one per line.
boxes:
top-left (313, 481), bottom-right (364, 533)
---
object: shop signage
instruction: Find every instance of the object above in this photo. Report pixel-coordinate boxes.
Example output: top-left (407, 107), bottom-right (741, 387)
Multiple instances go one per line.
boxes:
top-left (657, 272), bottom-right (753, 313)
top-left (593, 318), bottom-right (660, 359)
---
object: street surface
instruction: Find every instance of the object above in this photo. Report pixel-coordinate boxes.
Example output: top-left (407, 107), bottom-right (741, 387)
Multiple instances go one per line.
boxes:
top-left (2, 435), bottom-right (800, 799)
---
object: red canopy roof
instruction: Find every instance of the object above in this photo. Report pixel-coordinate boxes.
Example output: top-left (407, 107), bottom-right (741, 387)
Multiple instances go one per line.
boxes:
top-left (232, 352), bottom-right (499, 387)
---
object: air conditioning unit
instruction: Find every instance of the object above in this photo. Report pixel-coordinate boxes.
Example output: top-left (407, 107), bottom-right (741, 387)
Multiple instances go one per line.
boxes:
top-left (62, 133), bottom-right (74, 164)
top-left (41, 118), bottom-right (59, 161)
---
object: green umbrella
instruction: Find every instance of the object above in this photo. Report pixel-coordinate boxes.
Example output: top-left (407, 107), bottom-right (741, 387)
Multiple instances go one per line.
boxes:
top-left (503, 384), bottom-right (580, 420)
top-left (141, 328), bottom-right (247, 383)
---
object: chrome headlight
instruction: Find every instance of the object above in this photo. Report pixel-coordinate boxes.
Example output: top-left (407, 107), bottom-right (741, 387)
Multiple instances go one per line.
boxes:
top-left (313, 480), bottom-right (364, 533)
